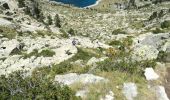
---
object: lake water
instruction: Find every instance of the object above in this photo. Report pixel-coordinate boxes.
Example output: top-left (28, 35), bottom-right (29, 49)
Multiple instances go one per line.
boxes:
top-left (51, 0), bottom-right (98, 8)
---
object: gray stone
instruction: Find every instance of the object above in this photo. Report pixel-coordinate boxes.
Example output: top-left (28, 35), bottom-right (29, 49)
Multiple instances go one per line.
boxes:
top-left (123, 83), bottom-right (138, 100)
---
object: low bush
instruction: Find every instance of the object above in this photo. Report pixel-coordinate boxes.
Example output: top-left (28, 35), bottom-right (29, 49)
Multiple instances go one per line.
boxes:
top-left (97, 58), bottom-right (156, 75)
top-left (0, 71), bottom-right (80, 100)
top-left (161, 20), bottom-right (170, 29)
top-left (60, 29), bottom-right (69, 38)
top-left (157, 51), bottom-right (167, 62)
top-left (112, 29), bottom-right (127, 35)
top-left (51, 61), bottom-right (73, 75)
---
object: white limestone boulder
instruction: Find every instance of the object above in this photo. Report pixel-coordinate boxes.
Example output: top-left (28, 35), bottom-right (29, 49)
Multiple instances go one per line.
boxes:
top-left (144, 68), bottom-right (159, 81)
top-left (54, 73), bottom-right (107, 85)
top-left (123, 83), bottom-right (138, 100)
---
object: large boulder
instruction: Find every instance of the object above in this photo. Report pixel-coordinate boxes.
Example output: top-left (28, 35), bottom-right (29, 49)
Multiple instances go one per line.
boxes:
top-left (132, 45), bottom-right (159, 61)
top-left (54, 73), bottom-right (107, 85)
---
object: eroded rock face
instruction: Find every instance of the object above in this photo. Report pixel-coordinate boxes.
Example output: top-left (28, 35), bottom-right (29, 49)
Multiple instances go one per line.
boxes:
top-left (123, 83), bottom-right (138, 100)
top-left (54, 73), bottom-right (108, 85)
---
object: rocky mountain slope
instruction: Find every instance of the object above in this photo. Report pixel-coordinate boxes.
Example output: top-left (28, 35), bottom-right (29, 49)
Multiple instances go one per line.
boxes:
top-left (0, 0), bottom-right (170, 99)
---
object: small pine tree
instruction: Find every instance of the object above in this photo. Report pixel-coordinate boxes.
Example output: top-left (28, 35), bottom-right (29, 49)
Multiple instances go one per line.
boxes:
top-left (54, 14), bottom-right (61, 28)
top-left (47, 15), bottom-right (53, 25)
top-left (18, 0), bottom-right (25, 8)
top-left (149, 11), bottom-right (157, 21)
top-left (68, 28), bottom-right (75, 36)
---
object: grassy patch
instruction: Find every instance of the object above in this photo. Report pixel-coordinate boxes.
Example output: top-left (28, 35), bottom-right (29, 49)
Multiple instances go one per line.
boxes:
top-left (23, 49), bottom-right (55, 59)
top-left (0, 26), bottom-right (17, 39)
top-left (39, 49), bottom-right (56, 57)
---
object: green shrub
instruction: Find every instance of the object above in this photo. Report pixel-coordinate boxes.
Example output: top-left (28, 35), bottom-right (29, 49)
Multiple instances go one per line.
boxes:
top-left (97, 58), bottom-right (156, 75)
top-left (0, 71), bottom-right (80, 100)
top-left (51, 61), bottom-right (73, 75)
top-left (157, 51), bottom-right (167, 62)
top-left (112, 29), bottom-right (127, 35)
top-left (152, 28), bottom-right (164, 34)
top-left (23, 49), bottom-right (38, 59)
top-left (47, 15), bottom-right (53, 25)
top-left (109, 40), bottom-right (122, 46)
top-left (149, 11), bottom-right (157, 21)
top-left (161, 20), bottom-right (170, 29)
top-left (68, 28), bottom-right (75, 36)
top-left (17, 0), bottom-right (25, 8)
top-left (54, 14), bottom-right (61, 28)
top-left (60, 29), bottom-right (69, 38)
